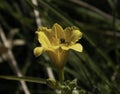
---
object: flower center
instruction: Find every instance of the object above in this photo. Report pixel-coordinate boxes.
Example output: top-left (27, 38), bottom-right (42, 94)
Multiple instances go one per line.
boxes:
top-left (60, 38), bottom-right (71, 46)
top-left (60, 38), bottom-right (66, 44)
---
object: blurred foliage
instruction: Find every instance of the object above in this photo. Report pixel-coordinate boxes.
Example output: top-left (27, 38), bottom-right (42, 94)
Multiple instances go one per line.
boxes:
top-left (0, 0), bottom-right (120, 94)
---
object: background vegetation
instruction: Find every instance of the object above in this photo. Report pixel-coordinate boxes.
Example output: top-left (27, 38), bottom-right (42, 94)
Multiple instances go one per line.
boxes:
top-left (0, 0), bottom-right (120, 94)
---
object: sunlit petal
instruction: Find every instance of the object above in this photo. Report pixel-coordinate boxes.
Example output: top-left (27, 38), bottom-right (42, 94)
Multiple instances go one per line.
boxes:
top-left (71, 30), bottom-right (82, 42)
top-left (61, 46), bottom-right (70, 50)
top-left (69, 43), bottom-right (83, 52)
top-left (52, 23), bottom-right (65, 39)
top-left (36, 32), bottom-right (51, 47)
top-left (34, 47), bottom-right (44, 57)
top-left (45, 46), bottom-right (59, 52)
top-left (37, 27), bottom-right (52, 42)
top-left (65, 28), bottom-right (82, 42)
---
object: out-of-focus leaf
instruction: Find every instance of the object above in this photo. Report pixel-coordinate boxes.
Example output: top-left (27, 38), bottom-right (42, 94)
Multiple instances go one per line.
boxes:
top-left (0, 75), bottom-right (47, 84)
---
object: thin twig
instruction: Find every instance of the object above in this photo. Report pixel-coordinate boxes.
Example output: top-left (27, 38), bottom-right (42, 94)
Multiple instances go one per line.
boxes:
top-left (0, 26), bottom-right (30, 94)
top-left (31, 0), bottom-right (42, 27)
top-left (46, 65), bottom-right (55, 79)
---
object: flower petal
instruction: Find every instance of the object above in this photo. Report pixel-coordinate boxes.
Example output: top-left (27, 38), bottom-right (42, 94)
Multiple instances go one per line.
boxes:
top-left (52, 23), bottom-right (65, 39)
top-left (65, 28), bottom-right (82, 43)
top-left (61, 46), bottom-right (70, 50)
top-left (36, 32), bottom-right (51, 47)
top-left (47, 48), bottom-right (69, 69)
top-left (34, 47), bottom-right (44, 57)
top-left (61, 43), bottom-right (83, 52)
top-left (46, 46), bottom-right (59, 52)
top-left (69, 43), bottom-right (83, 52)
top-left (37, 27), bottom-right (52, 42)
top-left (71, 30), bottom-right (82, 42)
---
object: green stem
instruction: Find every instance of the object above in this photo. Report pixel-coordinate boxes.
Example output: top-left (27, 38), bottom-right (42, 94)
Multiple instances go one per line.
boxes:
top-left (58, 69), bottom-right (64, 82)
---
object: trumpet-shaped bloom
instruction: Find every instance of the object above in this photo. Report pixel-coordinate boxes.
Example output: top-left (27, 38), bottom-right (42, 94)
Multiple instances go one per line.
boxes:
top-left (34, 23), bottom-right (83, 69)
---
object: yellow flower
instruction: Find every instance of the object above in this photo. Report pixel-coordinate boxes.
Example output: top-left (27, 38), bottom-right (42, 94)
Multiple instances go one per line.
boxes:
top-left (34, 23), bottom-right (83, 70)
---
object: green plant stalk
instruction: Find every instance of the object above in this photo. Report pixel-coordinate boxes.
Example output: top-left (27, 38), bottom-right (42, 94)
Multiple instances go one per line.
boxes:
top-left (0, 76), bottom-right (47, 84)
top-left (58, 68), bottom-right (64, 82)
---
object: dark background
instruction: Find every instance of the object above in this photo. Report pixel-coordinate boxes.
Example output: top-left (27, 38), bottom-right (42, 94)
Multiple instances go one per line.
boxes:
top-left (0, 0), bottom-right (120, 94)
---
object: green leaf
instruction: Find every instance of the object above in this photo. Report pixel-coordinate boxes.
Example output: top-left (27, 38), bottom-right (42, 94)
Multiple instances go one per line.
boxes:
top-left (0, 75), bottom-right (47, 84)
